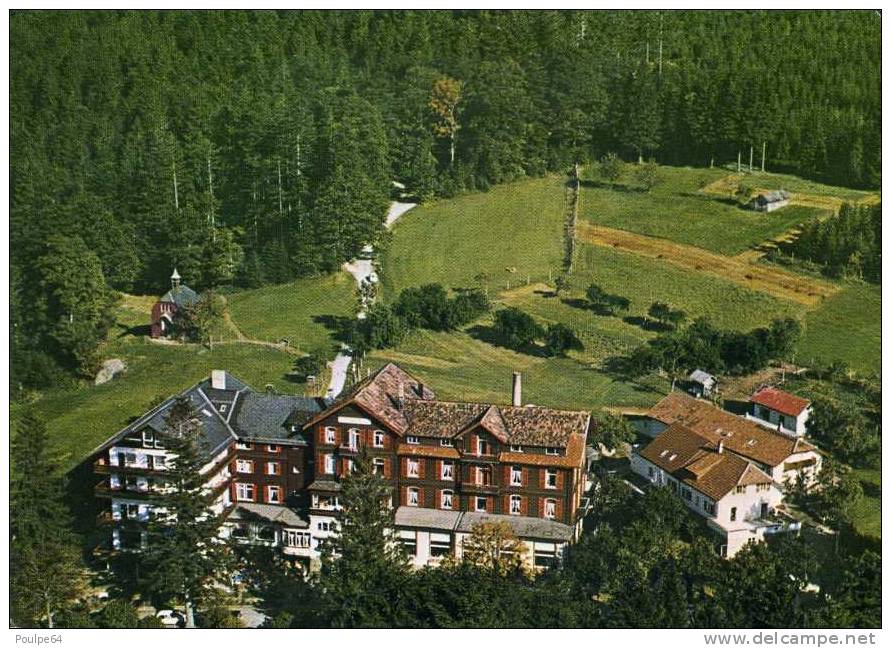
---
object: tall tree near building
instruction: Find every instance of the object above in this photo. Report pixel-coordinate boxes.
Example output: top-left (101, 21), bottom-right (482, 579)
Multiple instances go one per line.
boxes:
top-left (312, 451), bottom-right (412, 627)
top-left (10, 411), bottom-right (88, 628)
top-left (139, 397), bottom-right (235, 629)
top-left (459, 520), bottom-right (529, 577)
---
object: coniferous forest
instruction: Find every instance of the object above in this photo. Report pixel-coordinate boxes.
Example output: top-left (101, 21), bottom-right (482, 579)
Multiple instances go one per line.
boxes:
top-left (10, 10), bottom-right (881, 384)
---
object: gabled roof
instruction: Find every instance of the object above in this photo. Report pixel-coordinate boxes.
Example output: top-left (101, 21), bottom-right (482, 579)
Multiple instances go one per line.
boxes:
top-left (302, 363), bottom-right (590, 451)
top-left (91, 372), bottom-right (249, 464)
top-left (750, 386), bottom-right (811, 417)
top-left (638, 423), bottom-right (774, 500)
top-left (234, 392), bottom-right (322, 443)
top-left (648, 392), bottom-right (816, 467)
top-left (159, 284), bottom-right (200, 308)
top-left (755, 190), bottom-right (790, 204)
top-left (301, 363), bottom-right (435, 434)
top-left (688, 369), bottom-right (717, 388)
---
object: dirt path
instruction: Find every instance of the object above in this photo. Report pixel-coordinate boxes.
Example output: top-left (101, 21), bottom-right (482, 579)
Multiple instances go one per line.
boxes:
top-left (575, 220), bottom-right (838, 307)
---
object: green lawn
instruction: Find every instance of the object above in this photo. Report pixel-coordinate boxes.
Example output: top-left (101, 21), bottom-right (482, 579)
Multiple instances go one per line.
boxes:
top-left (367, 327), bottom-right (666, 413)
top-left (13, 339), bottom-right (303, 471)
top-left (851, 467), bottom-right (881, 541)
top-left (747, 170), bottom-right (874, 202)
top-left (579, 165), bottom-right (829, 255)
top-left (380, 175), bottom-right (566, 298)
top-left (572, 243), bottom-right (803, 331)
top-left (227, 272), bottom-right (356, 355)
top-left (798, 283), bottom-right (881, 375)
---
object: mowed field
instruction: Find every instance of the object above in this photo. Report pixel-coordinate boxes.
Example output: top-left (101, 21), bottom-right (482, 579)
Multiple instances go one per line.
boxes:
top-left (379, 174), bottom-right (566, 298)
top-left (578, 166), bottom-right (832, 256)
top-left (797, 283), bottom-right (882, 375)
top-left (18, 274), bottom-right (352, 470)
top-left (227, 272), bottom-right (356, 355)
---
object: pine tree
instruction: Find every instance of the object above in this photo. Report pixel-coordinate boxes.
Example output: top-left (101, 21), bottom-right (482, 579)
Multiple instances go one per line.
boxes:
top-left (139, 397), bottom-right (235, 628)
top-left (314, 451), bottom-right (411, 627)
top-left (10, 411), bottom-right (88, 628)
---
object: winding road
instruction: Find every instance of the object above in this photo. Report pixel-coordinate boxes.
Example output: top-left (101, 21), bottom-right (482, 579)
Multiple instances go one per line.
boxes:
top-left (325, 201), bottom-right (416, 399)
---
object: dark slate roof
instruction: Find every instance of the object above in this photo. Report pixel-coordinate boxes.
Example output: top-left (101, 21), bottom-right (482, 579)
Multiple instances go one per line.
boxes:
top-left (308, 479), bottom-right (341, 492)
top-left (234, 393), bottom-right (323, 442)
top-left (159, 284), bottom-right (200, 308)
top-left (92, 372), bottom-right (249, 464)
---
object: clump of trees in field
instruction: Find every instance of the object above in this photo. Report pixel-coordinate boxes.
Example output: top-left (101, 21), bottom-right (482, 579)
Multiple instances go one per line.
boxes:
top-left (492, 307), bottom-right (583, 357)
top-left (585, 283), bottom-right (630, 315)
top-left (626, 316), bottom-right (802, 376)
top-left (774, 202), bottom-right (881, 283)
top-left (352, 284), bottom-right (490, 353)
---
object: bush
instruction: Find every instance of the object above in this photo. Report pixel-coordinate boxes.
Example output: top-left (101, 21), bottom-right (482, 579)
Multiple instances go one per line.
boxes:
top-left (394, 283), bottom-right (452, 330)
top-left (449, 289), bottom-right (490, 326)
top-left (354, 304), bottom-right (408, 350)
top-left (634, 161), bottom-right (662, 192)
top-left (493, 308), bottom-right (543, 351)
top-left (599, 152), bottom-right (623, 184)
top-left (293, 351), bottom-right (326, 381)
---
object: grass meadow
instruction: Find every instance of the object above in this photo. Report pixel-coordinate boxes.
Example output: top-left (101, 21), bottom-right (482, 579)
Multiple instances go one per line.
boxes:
top-left (578, 165), bottom-right (830, 256)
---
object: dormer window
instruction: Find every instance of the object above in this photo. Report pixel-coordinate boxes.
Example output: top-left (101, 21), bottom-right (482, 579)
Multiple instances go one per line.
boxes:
top-left (659, 449), bottom-right (670, 458)
top-left (440, 439), bottom-right (454, 447)
top-left (545, 447), bottom-right (559, 456)
top-left (219, 404), bottom-right (227, 413)
top-left (406, 436), bottom-right (420, 445)
top-left (668, 453), bottom-right (677, 461)
top-left (236, 441), bottom-right (252, 450)
top-left (267, 444), bottom-right (280, 453)
top-left (510, 445), bottom-right (523, 452)
top-left (477, 438), bottom-right (490, 455)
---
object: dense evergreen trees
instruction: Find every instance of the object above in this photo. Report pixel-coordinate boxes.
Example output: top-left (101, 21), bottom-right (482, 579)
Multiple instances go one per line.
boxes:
top-left (10, 10), bottom-right (880, 386)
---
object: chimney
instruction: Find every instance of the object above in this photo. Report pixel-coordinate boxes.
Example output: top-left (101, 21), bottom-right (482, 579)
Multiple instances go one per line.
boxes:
top-left (512, 372), bottom-right (522, 407)
top-left (717, 440), bottom-right (724, 454)
top-left (416, 381), bottom-right (425, 398)
top-left (211, 370), bottom-right (226, 390)
top-left (396, 381), bottom-right (405, 409)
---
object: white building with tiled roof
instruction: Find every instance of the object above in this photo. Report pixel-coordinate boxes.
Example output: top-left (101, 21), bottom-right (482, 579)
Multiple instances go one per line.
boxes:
top-left (631, 423), bottom-right (799, 558)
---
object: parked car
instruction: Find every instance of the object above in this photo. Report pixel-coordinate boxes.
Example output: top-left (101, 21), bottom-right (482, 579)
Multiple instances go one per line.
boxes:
top-left (155, 609), bottom-right (185, 628)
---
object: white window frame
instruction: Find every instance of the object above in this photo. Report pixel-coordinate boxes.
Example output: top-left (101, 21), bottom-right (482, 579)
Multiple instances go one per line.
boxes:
top-left (372, 458), bottom-right (386, 475)
top-left (373, 430), bottom-right (385, 447)
top-left (267, 444), bottom-right (280, 453)
top-left (545, 468), bottom-right (558, 489)
top-left (236, 483), bottom-right (255, 502)
top-left (266, 461), bottom-right (280, 475)
top-left (345, 457), bottom-right (355, 474)
top-left (347, 428), bottom-right (360, 450)
top-left (476, 465), bottom-right (492, 486)
top-left (477, 438), bottom-right (490, 455)
top-left (440, 438), bottom-right (454, 447)
top-left (509, 444), bottom-right (523, 452)
top-left (323, 454), bottom-right (335, 475)
top-left (545, 447), bottom-right (559, 456)
top-left (407, 458), bottom-right (420, 478)
top-left (441, 460), bottom-right (454, 480)
top-left (544, 498), bottom-right (557, 519)
top-left (324, 427), bottom-right (337, 444)
top-left (510, 494), bottom-right (522, 515)
top-left (510, 465), bottom-right (522, 486)
top-left (441, 489), bottom-right (454, 510)
top-left (407, 487), bottom-right (420, 507)
top-left (236, 441), bottom-right (253, 450)
top-left (141, 430), bottom-right (154, 448)
top-left (475, 496), bottom-right (487, 512)
top-left (406, 435), bottom-right (420, 445)
top-left (266, 485), bottom-right (282, 504)
top-left (236, 459), bottom-right (253, 474)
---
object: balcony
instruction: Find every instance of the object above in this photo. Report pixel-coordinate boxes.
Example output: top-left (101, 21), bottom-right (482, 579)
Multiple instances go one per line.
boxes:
top-left (94, 479), bottom-right (171, 500)
top-left (94, 456), bottom-right (164, 476)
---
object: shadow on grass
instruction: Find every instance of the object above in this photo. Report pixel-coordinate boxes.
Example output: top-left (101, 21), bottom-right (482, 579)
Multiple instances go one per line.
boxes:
top-left (578, 179), bottom-right (645, 193)
top-left (311, 314), bottom-right (355, 346)
top-left (621, 315), bottom-right (674, 333)
top-left (466, 324), bottom-right (550, 358)
top-left (533, 288), bottom-right (558, 298)
top-left (561, 297), bottom-right (623, 317)
top-left (115, 322), bottom-right (152, 339)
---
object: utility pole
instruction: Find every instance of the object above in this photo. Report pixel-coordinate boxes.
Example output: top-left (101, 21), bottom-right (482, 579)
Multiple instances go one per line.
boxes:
top-left (737, 151), bottom-right (741, 173)
top-left (749, 145), bottom-right (754, 172)
top-left (761, 141), bottom-right (766, 172)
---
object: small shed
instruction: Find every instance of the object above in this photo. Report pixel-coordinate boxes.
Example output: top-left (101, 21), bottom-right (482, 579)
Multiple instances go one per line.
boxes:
top-left (687, 369), bottom-right (717, 398)
top-left (749, 190), bottom-right (790, 212)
